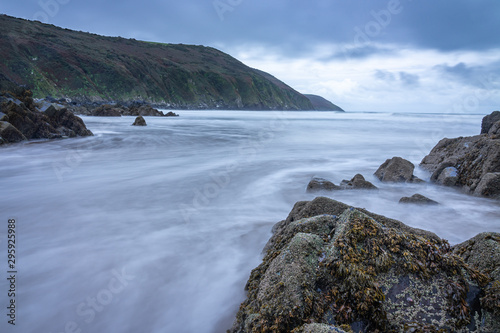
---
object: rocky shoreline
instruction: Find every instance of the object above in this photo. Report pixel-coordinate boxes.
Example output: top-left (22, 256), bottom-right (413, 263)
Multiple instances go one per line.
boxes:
top-left (0, 76), bottom-right (178, 145)
top-left (229, 112), bottom-right (500, 332)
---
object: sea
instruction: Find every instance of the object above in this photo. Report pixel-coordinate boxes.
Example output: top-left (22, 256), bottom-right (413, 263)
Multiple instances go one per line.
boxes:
top-left (1, 111), bottom-right (499, 333)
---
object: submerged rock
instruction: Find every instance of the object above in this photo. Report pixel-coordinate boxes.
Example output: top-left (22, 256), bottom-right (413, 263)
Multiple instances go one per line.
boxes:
top-left (481, 111), bottom-right (500, 134)
top-left (164, 111), bottom-right (179, 117)
top-left (399, 193), bottom-right (439, 205)
top-left (92, 104), bottom-right (123, 116)
top-left (374, 157), bottom-right (423, 183)
top-left (307, 175), bottom-right (377, 193)
top-left (231, 197), bottom-right (495, 332)
top-left (307, 177), bottom-right (341, 192)
top-left (340, 174), bottom-right (378, 190)
top-left (132, 116), bottom-right (147, 126)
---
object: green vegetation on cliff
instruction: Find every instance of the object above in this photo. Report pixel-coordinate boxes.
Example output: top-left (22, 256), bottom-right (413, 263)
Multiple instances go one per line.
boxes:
top-left (0, 14), bottom-right (314, 110)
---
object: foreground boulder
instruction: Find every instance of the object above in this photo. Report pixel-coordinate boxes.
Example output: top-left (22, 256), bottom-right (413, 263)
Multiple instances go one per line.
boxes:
top-left (421, 112), bottom-right (500, 199)
top-left (374, 157), bottom-right (423, 183)
top-left (230, 197), bottom-right (497, 332)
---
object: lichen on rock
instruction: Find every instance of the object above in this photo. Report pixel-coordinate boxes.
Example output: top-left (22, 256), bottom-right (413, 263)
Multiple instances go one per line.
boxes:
top-left (230, 197), bottom-right (495, 333)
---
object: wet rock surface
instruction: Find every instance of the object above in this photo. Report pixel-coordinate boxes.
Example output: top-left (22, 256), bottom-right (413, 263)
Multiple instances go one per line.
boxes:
top-left (132, 116), bottom-right (147, 126)
top-left (0, 82), bottom-right (93, 144)
top-left (421, 112), bottom-right (500, 199)
top-left (230, 197), bottom-right (498, 333)
top-left (307, 174), bottom-right (377, 193)
top-left (399, 193), bottom-right (439, 205)
top-left (374, 157), bottom-right (423, 183)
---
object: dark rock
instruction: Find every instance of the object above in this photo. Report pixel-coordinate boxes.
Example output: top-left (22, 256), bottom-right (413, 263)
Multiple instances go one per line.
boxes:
top-left (92, 104), bottom-right (123, 116)
top-left (0, 121), bottom-right (27, 143)
top-left (481, 111), bottom-right (500, 134)
top-left (374, 156), bottom-right (423, 183)
top-left (453, 232), bottom-right (500, 330)
top-left (474, 172), bottom-right (500, 199)
top-left (340, 174), bottom-right (378, 190)
top-left (0, 84), bottom-right (92, 143)
top-left (420, 134), bottom-right (500, 198)
top-left (436, 166), bottom-right (459, 186)
top-left (399, 193), bottom-right (439, 205)
top-left (164, 111), bottom-right (179, 117)
top-left (124, 103), bottom-right (164, 116)
top-left (306, 177), bottom-right (341, 192)
top-left (488, 120), bottom-right (500, 136)
top-left (44, 105), bottom-right (93, 137)
top-left (132, 116), bottom-right (147, 126)
top-left (231, 198), bottom-right (493, 332)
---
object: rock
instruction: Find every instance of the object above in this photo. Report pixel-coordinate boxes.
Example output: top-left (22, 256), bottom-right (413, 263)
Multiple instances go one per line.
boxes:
top-left (164, 111), bottom-right (179, 117)
top-left (474, 172), bottom-right (500, 198)
top-left (399, 193), bottom-right (439, 205)
top-left (453, 232), bottom-right (500, 330)
top-left (436, 166), bottom-right (459, 186)
top-left (420, 134), bottom-right (500, 198)
top-left (132, 116), bottom-right (147, 126)
top-left (44, 105), bottom-right (94, 137)
top-left (306, 177), bottom-right (341, 192)
top-left (340, 174), bottom-right (378, 190)
top-left (489, 120), bottom-right (500, 136)
top-left (231, 198), bottom-right (494, 332)
top-left (0, 84), bottom-right (93, 143)
top-left (292, 324), bottom-right (349, 333)
top-left (481, 111), bottom-right (500, 134)
top-left (92, 104), bottom-right (123, 116)
top-left (0, 121), bottom-right (27, 143)
top-left (124, 103), bottom-right (164, 116)
top-left (374, 156), bottom-right (423, 183)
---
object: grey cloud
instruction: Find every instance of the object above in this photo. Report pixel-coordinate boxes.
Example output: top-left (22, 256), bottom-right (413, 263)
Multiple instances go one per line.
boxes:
top-left (435, 62), bottom-right (500, 89)
top-left (399, 72), bottom-right (419, 87)
top-left (374, 70), bottom-right (396, 81)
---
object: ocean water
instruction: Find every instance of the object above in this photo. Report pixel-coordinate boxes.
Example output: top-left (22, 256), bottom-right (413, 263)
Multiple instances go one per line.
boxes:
top-left (1, 111), bottom-right (499, 333)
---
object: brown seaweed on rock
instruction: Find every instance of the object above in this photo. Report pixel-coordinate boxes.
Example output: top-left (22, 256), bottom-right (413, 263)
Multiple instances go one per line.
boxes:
top-left (229, 197), bottom-right (498, 333)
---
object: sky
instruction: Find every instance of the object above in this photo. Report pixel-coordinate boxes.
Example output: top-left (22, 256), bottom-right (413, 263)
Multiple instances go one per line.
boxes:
top-left (2, 0), bottom-right (500, 112)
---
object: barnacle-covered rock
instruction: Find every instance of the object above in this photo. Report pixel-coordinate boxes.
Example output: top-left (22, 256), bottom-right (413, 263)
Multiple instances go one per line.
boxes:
top-left (230, 197), bottom-right (494, 333)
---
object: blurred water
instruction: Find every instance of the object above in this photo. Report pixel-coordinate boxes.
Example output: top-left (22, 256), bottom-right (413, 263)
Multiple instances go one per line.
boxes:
top-left (0, 111), bottom-right (499, 333)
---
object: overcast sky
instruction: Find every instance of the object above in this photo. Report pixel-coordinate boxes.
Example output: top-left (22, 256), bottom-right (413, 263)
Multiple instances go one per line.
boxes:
top-left (3, 0), bottom-right (500, 112)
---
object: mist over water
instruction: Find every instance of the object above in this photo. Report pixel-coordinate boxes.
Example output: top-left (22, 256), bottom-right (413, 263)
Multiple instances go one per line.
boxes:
top-left (1, 111), bottom-right (499, 333)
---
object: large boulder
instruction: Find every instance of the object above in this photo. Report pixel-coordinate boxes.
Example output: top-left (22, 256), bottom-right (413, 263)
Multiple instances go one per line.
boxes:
top-left (123, 103), bottom-right (164, 116)
top-left (481, 111), bottom-right (500, 134)
top-left (231, 197), bottom-right (495, 332)
top-left (0, 121), bottom-right (27, 144)
top-left (374, 157), bottom-right (423, 183)
top-left (453, 233), bottom-right (500, 330)
top-left (420, 133), bottom-right (500, 198)
top-left (44, 105), bottom-right (93, 137)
